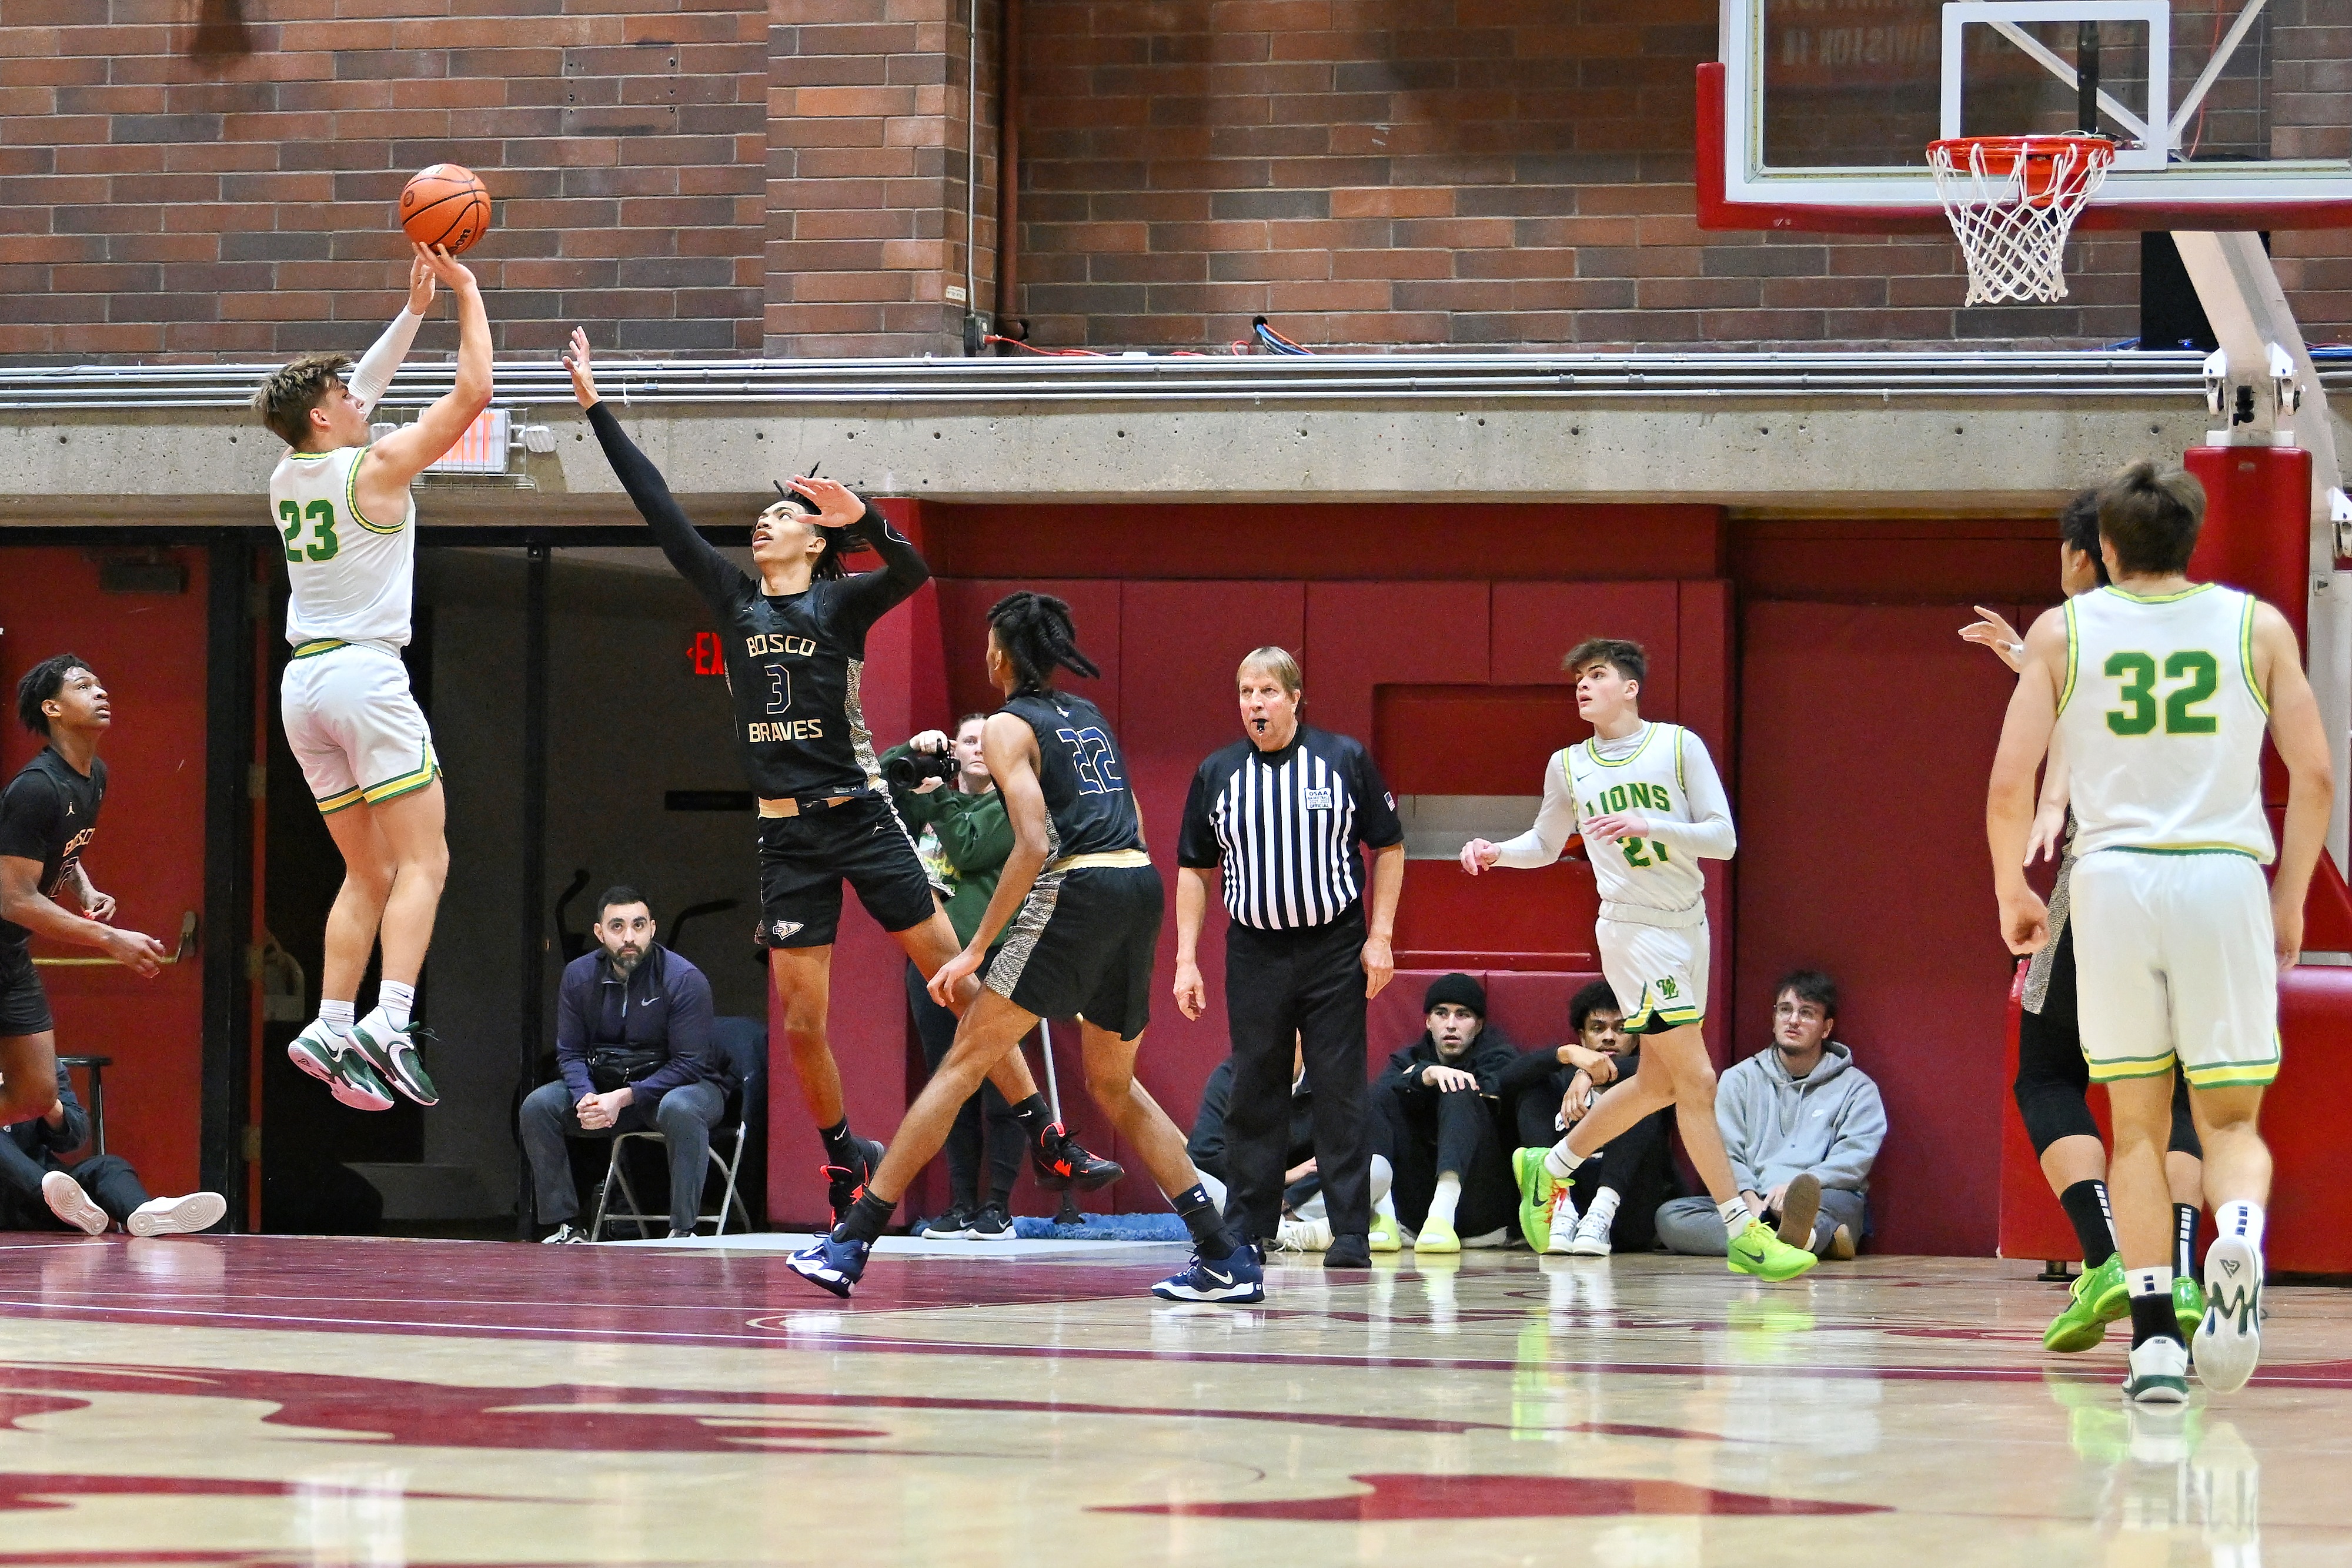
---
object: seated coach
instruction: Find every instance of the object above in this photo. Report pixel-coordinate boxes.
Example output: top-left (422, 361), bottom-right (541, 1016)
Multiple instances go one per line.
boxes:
top-left (523, 886), bottom-right (731, 1242)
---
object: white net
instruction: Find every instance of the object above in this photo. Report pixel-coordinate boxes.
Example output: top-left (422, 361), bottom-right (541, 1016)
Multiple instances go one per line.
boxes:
top-left (1926, 136), bottom-right (2116, 307)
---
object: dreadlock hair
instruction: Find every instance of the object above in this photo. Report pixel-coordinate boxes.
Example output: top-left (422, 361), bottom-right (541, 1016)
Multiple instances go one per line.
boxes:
top-left (252, 352), bottom-right (353, 448)
top-left (2058, 488), bottom-right (2110, 587)
top-left (15, 653), bottom-right (94, 737)
top-left (987, 591), bottom-right (1101, 694)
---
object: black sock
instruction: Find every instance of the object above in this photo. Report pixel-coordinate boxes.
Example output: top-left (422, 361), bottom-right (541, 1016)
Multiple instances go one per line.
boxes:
top-left (2129, 1288), bottom-right (2183, 1347)
top-left (1006, 1094), bottom-right (1055, 1141)
top-left (2059, 1179), bottom-right (2117, 1268)
top-left (819, 1118), bottom-right (858, 1169)
top-left (1172, 1183), bottom-right (1236, 1258)
top-left (833, 1189), bottom-right (896, 1245)
top-left (2173, 1203), bottom-right (2200, 1279)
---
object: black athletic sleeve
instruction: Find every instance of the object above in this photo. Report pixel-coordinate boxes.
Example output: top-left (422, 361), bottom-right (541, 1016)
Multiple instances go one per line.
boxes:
top-left (1494, 1042), bottom-right (1568, 1099)
top-left (1184, 1058), bottom-right (1235, 1181)
top-left (1176, 757), bottom-right (1223, 868)
top-left (826, 507), bottom-right (931, 649)
top-left (586, 400), bottom-right (751, 607)
top-left (1349, 738), bottom-right (1404, 850)
top-left (0, 773), bottom-right (59, 865)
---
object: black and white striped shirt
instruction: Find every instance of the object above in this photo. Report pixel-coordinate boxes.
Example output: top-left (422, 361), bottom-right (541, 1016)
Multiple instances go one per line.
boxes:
top-left (1178, 726), bottom-right (1404, 931)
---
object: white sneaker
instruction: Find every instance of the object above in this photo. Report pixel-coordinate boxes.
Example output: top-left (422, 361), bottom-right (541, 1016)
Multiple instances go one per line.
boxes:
top-left (41, 1171), bottom-right (109, 1236)
top-left (1567, 1210), bottom-right (1614, 1256)
top-left (540, 1223), bottom-right (591, 1244)
top-left (1275, 1215), bottom-right (1334, 1253)
top-left (126, 1192), bottom-right (226, 1238)
top-left (2123, 1336), bottom-right (2191, 1404)
top-left (2195, 1233), bottom-right (2266, 1395)
top-left (1542, 1189), bottom-right (1580, 1255)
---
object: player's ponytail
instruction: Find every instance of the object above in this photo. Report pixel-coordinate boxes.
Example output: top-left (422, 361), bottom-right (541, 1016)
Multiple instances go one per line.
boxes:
top-left (987, 591), bottom-right (1100, 694)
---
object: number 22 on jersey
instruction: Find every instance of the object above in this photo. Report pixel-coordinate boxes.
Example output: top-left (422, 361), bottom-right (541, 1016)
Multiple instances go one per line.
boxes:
top-left (1056, 727), bottom-right (1125, 794)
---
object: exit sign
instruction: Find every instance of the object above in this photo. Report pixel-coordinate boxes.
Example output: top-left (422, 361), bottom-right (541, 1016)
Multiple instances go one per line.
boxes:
top-left (688, 631), bottom-right (726, 676)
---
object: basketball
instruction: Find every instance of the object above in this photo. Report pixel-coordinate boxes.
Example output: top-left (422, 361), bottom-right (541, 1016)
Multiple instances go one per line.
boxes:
top-left (398, 163), bottom-right (490, 253)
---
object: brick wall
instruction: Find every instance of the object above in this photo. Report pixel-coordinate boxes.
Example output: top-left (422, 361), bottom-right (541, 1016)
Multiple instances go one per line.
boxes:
top-left (0, 0), bottom-right (767, 363)
top-left (764, 0), bottom-right (998, 355)
top-left (1011, 0), bottom-right (2352, 352)
top-left (2, 0), bottom-right (2346, 362)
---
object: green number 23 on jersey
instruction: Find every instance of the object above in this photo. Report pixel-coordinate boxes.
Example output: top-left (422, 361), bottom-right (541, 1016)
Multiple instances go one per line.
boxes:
top-left (2104, 649), bottom-right (2218, 736)
top-left (278, 499), bottom-right (340, 563)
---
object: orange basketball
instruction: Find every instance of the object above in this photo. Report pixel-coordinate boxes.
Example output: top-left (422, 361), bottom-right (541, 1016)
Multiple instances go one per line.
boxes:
top-left (399, 163), bottom-right (491, 254)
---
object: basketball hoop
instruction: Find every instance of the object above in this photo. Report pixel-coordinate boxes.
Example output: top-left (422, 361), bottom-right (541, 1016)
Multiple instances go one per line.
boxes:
top-left (1926, 136), bottom-right (2116, 306)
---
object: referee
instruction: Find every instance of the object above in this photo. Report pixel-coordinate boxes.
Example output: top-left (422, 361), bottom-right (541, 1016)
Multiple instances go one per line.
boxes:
top-left (1174, 647), bottom-right (1405, 1270)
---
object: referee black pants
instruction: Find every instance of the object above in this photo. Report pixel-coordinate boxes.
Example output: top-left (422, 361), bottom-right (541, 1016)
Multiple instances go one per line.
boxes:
top-left (1221, 911), bottom-right (1372, 1243)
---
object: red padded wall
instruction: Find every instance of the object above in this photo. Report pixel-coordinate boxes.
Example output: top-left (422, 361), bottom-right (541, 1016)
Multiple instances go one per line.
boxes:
top-left (1735, 601), bottom-right (2022, 1256)
top-left (0, 548), bottom-right (210, 1197)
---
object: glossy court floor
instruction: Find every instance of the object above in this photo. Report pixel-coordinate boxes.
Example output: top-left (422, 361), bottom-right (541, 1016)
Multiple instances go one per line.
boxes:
top-left (0, 1232), bottom-right (2342, 1566)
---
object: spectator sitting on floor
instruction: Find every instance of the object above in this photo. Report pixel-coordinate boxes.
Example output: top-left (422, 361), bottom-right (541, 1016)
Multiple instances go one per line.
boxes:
top-left (1188, 1032), bottom-right (1392, 1253)
top-left (1496, 978), bottom-right (1680, 1256)
top-left (0, 1062), bottom-right (223, 1237)
top-left (523, 887), bottom-right (732, 1243)
top-left (1371, 974), bottom-right (1521, 1253)
top-left (1655, 969), bottom-right (1884, 1261)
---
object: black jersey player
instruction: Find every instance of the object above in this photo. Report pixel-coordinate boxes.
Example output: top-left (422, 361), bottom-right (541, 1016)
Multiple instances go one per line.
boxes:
top-left (564, 334), bottom-right (1117, 1217)
top-left (0, 657), bottom-right (168, 1130)
top-left (790, 593), bottom-right (1263, 1304)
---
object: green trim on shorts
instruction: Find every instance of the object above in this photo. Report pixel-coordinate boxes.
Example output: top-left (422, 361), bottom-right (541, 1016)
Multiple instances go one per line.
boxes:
top-left (314, 784), bottom-right (366, 815)
top-left (291, 638), bottom-right (348, 660)
top-left (2107, 844), bottom-right (2262, 859)
top-left (2088, 1057), bottom-right (2180, 1083)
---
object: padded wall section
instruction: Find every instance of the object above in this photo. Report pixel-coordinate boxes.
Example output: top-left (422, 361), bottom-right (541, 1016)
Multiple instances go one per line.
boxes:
top-left (924, 505), bottom-right (1725, 583)
top-left (1737, 601), bottom-right (2018, 1257)
top-left (1119, 583), bottom-right (1310, 1166)
top-left (933, 580), bottom-right (1124, 731)
top-left (1305, 583), bottom-right (1490, 745)
top-left (0, 548), bottom-right (210, 1196)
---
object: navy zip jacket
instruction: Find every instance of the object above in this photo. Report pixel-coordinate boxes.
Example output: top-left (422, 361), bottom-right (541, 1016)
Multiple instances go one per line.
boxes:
top-left (554, 942), bottom-right (724, 1106)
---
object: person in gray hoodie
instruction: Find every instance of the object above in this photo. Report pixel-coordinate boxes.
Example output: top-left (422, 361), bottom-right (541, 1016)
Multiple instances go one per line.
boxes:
top-left (1656, 969), bottom-right (1885, 1259)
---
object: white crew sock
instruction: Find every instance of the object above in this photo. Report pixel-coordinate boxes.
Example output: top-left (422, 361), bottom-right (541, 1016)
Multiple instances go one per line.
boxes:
top-left (319, 999), bottom-right (356, 1034)
top-left (1718, 1195), bottom-right (1750, 1241)
top-left (1373, 1188), bottom-right (1398, 1221)
top-left (2213, 1199), bottom-right (2266, 1255)
top-left (1426, 1172), bottom-right (1462, 1226)
top-left (1369, 1154), bottom-right (1393, 1208)
top-left (376, 980), bottom-right (416, 1032)
top-left (1585, 1187), bottom-right (1622, 1230)
top-left (1544, 1141), bottom-right (1585, 1182)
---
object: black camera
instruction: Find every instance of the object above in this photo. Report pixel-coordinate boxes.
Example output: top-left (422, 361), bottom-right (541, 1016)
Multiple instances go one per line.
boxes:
top-left (884, 748), bottom-right (961, 788)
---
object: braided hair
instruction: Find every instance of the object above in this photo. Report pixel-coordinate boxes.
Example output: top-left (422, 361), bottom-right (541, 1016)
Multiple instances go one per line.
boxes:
top-left (987, 591), bottom-right (1100, 694)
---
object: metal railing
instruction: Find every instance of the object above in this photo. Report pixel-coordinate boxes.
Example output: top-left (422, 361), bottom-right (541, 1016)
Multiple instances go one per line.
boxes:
top-left (5, 350), bottom-right (2340, 412)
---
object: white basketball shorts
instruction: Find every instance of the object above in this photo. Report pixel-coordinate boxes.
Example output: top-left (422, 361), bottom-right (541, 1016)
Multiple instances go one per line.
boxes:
top-left (280, 640), bottom-right (440, 815)
top-left (2070, 850), bottom-right (2280, 1090)
top-left (1597, 916), bottom-right (1709, 1035)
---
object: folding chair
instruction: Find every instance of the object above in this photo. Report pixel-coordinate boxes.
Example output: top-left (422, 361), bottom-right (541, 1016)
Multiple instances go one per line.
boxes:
top-left (588, 1017), bottom-right (766, 1241)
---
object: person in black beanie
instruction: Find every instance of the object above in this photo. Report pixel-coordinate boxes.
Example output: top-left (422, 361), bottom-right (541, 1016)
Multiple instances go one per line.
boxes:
top-left (1369, 973), bottom-right (1521, 1252)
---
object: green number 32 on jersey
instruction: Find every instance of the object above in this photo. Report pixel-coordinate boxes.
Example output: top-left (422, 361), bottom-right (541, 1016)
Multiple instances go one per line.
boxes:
top-left (278, 498), bottom-right (340, 563)
top-left (2104, 650), bottom-right (2218, 737)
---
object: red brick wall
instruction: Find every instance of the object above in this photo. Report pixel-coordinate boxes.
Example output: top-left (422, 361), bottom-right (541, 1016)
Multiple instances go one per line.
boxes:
top-left (2, 0), bottom-right (2346, 360)
top-left (0, 0), bottom-right (768, 362)
top-left (765, 0), bottom-right (998, 355)
top-left (1010, 0), bottom-right (2352, 352)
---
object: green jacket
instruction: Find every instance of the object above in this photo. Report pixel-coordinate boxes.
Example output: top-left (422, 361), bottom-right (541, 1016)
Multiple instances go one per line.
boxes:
top-left (883, 744), bottom-right (1013, 945)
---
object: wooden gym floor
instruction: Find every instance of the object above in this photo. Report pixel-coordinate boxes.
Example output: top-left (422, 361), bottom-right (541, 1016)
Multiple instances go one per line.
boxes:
top-left (0, 1232), bottom-right (2340, 1565)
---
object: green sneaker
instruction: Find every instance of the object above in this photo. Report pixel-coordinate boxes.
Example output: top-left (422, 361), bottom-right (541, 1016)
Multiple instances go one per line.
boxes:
top-left (2044, 1256), bottom-right (2130, 1354)
top-left (1727, 1219), bottom-right (1818, 1282)
top-left (1513, 1147), bottom-right (1556, 1252)
top-left (2172, 1273), bottom-right (2207, 1343)
top-left (349, 1009), bottom-right (440, 1108)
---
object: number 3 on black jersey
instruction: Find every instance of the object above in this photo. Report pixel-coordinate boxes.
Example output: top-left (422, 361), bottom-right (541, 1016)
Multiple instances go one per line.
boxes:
top-left (1057, 726), bottom-right (1125, 794)
top-left (764, 664), bottom-right (791, 715)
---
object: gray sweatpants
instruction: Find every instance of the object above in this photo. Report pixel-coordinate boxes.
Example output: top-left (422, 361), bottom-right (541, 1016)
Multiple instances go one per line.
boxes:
top-left (1655, 1187), bottom-right (1867, 1256)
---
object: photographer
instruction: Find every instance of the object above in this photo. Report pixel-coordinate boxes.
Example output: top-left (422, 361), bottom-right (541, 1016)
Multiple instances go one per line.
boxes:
top-left (522, 887), bottom-right (730, 1242)
top-left (883, 717), bottom-right (1024, 1239)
